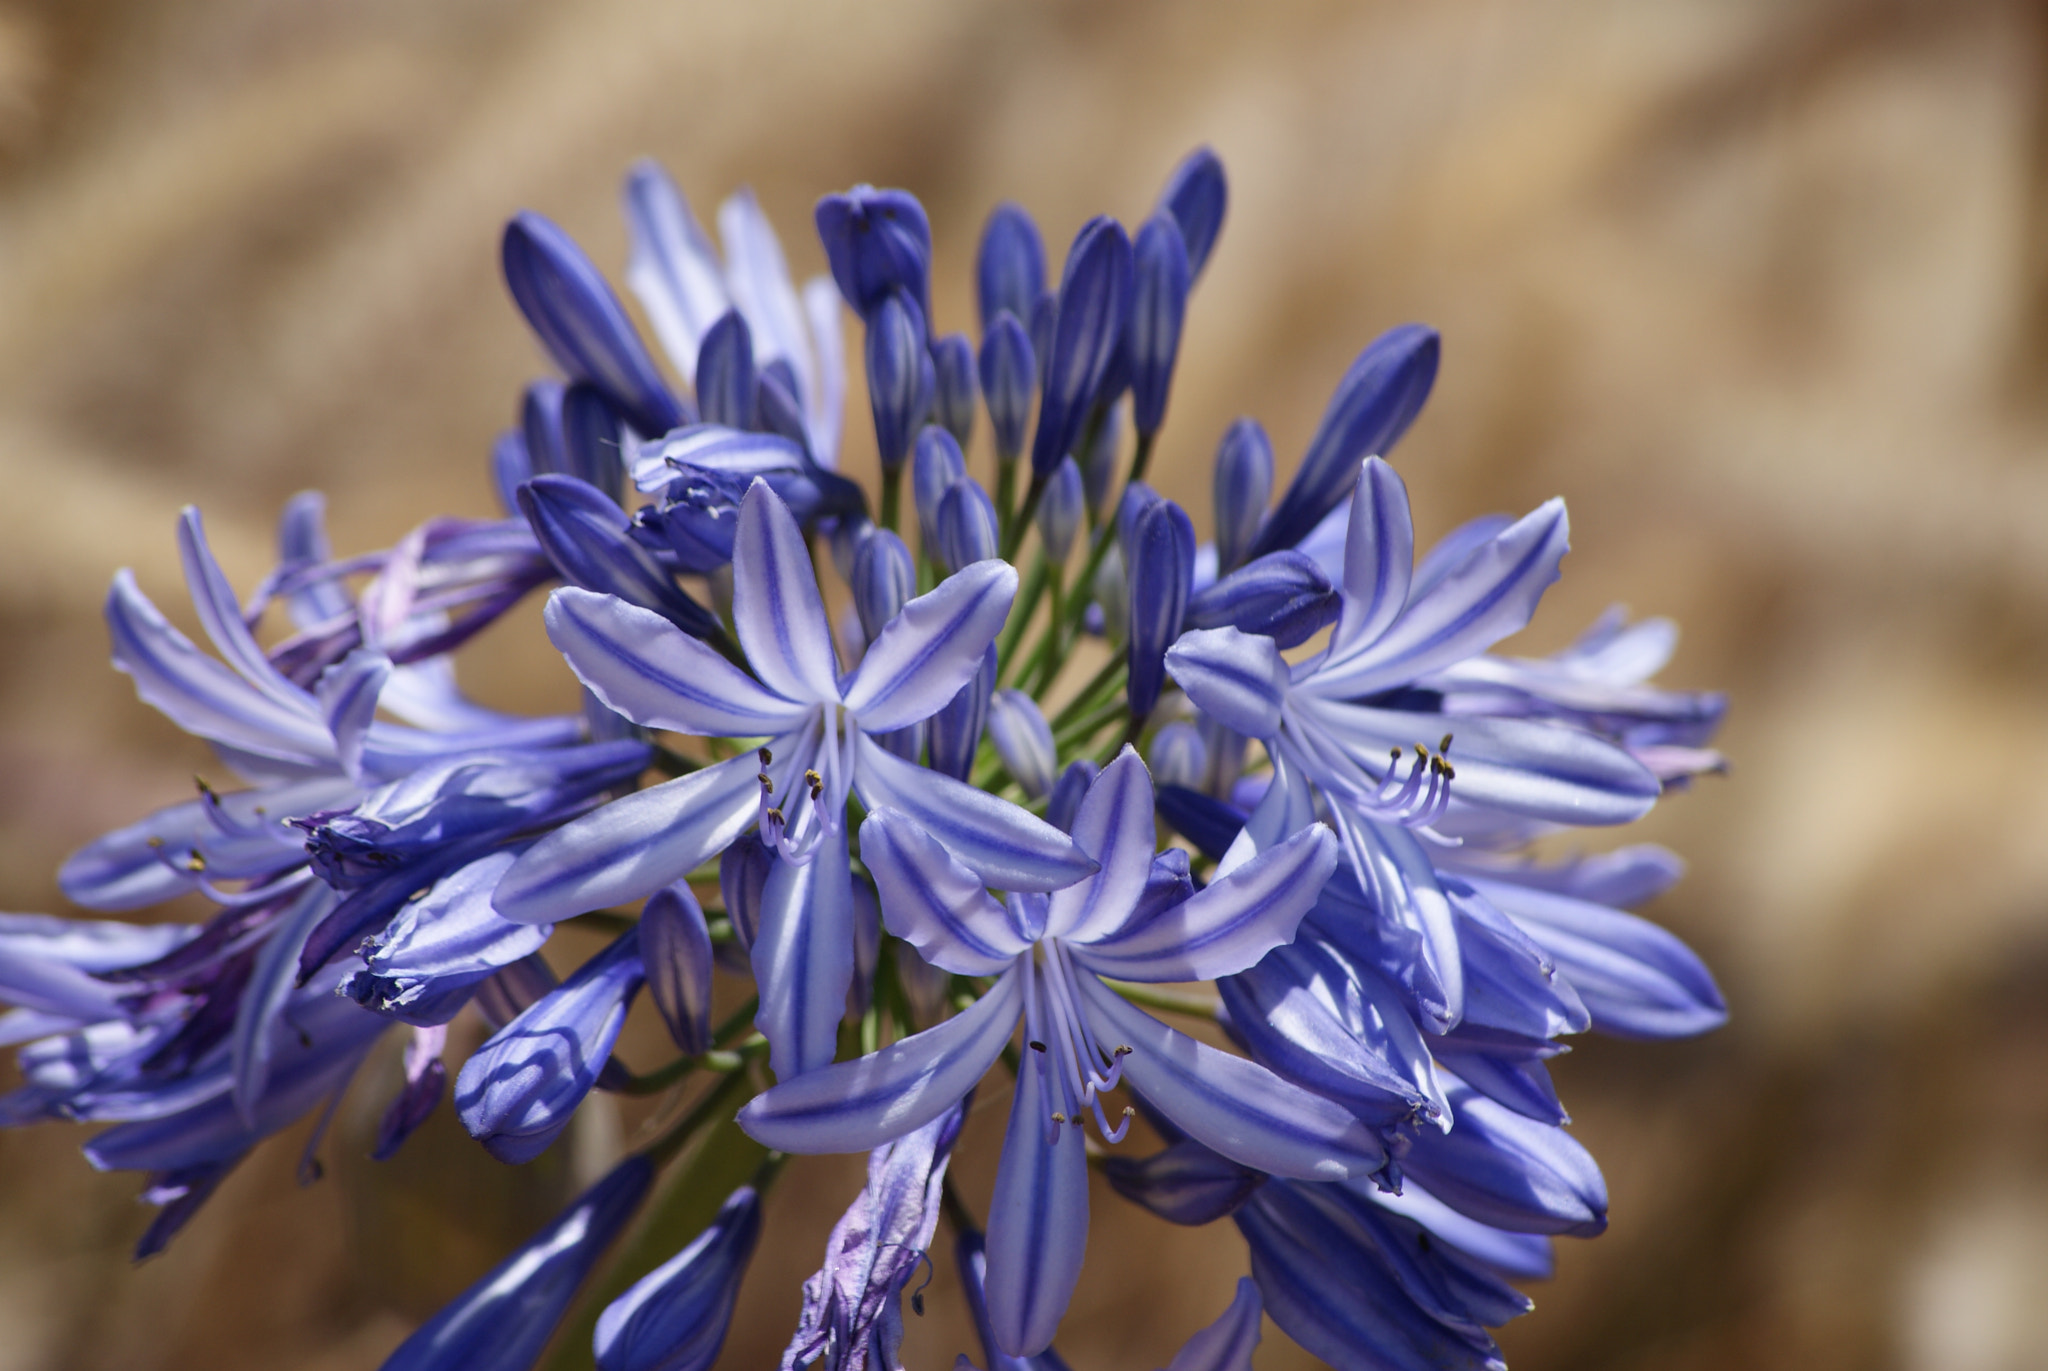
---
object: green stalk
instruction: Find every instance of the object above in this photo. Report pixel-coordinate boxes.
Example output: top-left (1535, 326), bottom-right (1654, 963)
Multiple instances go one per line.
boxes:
top-left (994, 555), bottom-right (1050, 682)
top-left (1105, 979), bottom-right (1220, 1020)
top-left (880, 462), bottom-right (905, 533)
top-left (1000, 469), bottom-right (1047, 563)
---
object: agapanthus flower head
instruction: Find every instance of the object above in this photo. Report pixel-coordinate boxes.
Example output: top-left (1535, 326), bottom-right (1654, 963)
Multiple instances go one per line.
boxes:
top-left (0, 144), bottom-right (1728, 1371)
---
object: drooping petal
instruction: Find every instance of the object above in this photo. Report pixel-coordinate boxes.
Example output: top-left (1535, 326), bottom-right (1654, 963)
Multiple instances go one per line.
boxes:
top-left (1398, 1083), bottom-right (1608, 1237)
top-left (349, 852), bottom-right (548, 1026)
top-left (316, 647), bottom-right (391, 783)
top-left (229, 882), bottom-right (334, 1124)
top-left (853, 735), bottom-right (1096, 893)
top-left (1044, 748), bottom-right (1158, 944)
top-left (1360, 1177), bottom-right (1555, 1280)
top-left (641, 883), bottom-right (715, 1054)
top-left (984, 1053), bottom-right (1089, 1358)
top-left (520, 474), bottom-right (723, 639)
top-left (751, 827), bottom-right (856, 1081)
top-left (731, 481), bottom-right (841, 704)
top-left (861, 810), bottom-right (1030, 976)
top-left (1329, 457), bottom-right (1415, 660)
top-left (1099, 1137), bottom-right (1266, 1227)
top-left (1071, 823), bottom-right (1336, 981)
top-left (1166, 628), bottom-right (1288, 742)
top-left (597, 1182), bottom-right (760, 1371)
top-left (737, 964), bottom-right (1022, 1153)
top-left (622, 159), bottom-right (730, 380)
top-left (1166, 1278), bottom-right (1263, 1371)
top-left (719, 187), bottom-right (817, 419)
top-left (1072, 972), bottom-right (1385, 1182)
top-left (545, 586), bottom-right (810, 736)
top-left (493, 750), bottom-right (764, 925)
top-left (841, 560), bottom-right (1019, 732)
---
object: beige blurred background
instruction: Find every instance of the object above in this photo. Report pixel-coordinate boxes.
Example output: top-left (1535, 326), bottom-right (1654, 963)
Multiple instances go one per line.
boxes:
top-left (3, 0), bottom-right (2048, 1367)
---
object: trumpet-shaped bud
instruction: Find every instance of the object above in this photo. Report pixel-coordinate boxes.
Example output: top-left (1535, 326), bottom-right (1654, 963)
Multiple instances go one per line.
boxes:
top-left (1185, 549), bottom-right (1339, 649)
top-left (562, 383), bottom-right (627, 501)
top-left (1147, 721), bottom-right (1209, 792)
top-left (935, 479), bottom-right (1000, 573)
top-left (987, 689), bottom-right (1058, 799)
top-left (866, 292), bottom-right (933, 472)
top-left (1155, 146), bottom-right (1229, 280)
top-left (1030, 217), bottom-right (1134, 475)
top-left (1128, 214), bottom-right (1191, 437)
top-left (1035, 456), bottom-right (1085, 566)
top-left (929, 645), bottom-right (998, 782)
top-left (595, 1184), bottom-right (762, 1371)
top-left (978, 312), bottom-right (1037, 465)
top-left (913, 426), bottom-right (968, 554)
top-left (694, 310), bottom-right (757, 430)
top-left (1126, 497), bottom-right (1197, 718)
top-left (932, 332), bottom-right (979, 449)
top-left (977, 203), bottom-right (1047, 333)
top-left (1211, 418), bottom-right (1273, 573)
top-left (641, 883), bottom-right (714, 1055)
top-left (851, 528), bottom-right (916, 642)
top-left (1082, 396), bottom-right (1126, 521)
top-left (816, 185), bottom-right (933, 320)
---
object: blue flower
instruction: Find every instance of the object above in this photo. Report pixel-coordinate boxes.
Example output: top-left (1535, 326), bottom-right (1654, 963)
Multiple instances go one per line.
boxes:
top-left (597, 1182), bottom-right (762, 1371)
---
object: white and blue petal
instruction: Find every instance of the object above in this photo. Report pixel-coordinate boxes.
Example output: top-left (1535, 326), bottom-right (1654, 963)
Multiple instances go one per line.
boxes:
top-left (1164, 627), bottom-right (1288, 742)
top-left (731, 481), bottom-right (841, 704)
top-left (750, 827), bottom-right (856, 1081)
top-left (861, 810), bottom-right (1031, 976)
top-left (840, 561), bottom-right (1018, 732)
top-left (984, 1054), bottom-right (1089, 1358)
top-left (1044, 748), bottom-right (1158, 944)
top-left (1328, 457), bottom-right (1414, 660)
top-left (853, 734), bottom-right (1096, 893)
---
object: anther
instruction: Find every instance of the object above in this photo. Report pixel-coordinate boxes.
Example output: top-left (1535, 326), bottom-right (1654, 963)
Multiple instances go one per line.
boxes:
top-left (1439, 733), bottom-right (1454, 755)
top-left (758, 747), bottom-right (773, 766)
top-left (1028, 1040), bottom-right (1048, 1053)
top-left (184, 853), bottom-right (207, 872)
top-left (193, 775), bottom-right (217, 799)
top-left (1114, 1045), bottom-right (1132, 1057)
top-left (766, 806), bottom-right (784, 826)
top-left (758, 773), bottom-right (774, 793)
top-left (804, 768), bottom-right (822, 789)
top-left (146, 836), bottom-right (164, 849)
top-left (1050, 1112), bottom-right (1067, 1124)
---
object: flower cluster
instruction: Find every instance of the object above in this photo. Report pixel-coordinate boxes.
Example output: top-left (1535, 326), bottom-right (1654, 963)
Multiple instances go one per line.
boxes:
top-left (0, 148), bottom-right (1727, 1371)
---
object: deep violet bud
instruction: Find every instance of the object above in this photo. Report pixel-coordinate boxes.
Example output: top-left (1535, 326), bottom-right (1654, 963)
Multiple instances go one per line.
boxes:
top-left (755, 365), bottom-right (810, 451)
top-left (562, 383), bottom-right (628, 502)
top-left (503, 212), bottom-right (684, 436)
top-left (932, 332), bottom-right (979, 449)
top-left (913, 426), bottom-right (968, 553)
top-left (1211, 418), bottom-right (1273, 573)
top-left (1156, 146), bottom-right (1229, 280)
top-left (977, 202), bottom-right (1047, 333)
top-left (694, 310), bottom-right (757, 430)
top-left (1128, 213), bottom-right (1191, 437)
top-left (935, 479), bottom-right (1000, 573)
top-left (1035, 456), bottom-right (1085, 565)
top-left (641, 883), bottom-right (714, 1055)
top-left (1030, 216), bottom-right (1134, 475)
top-left (1126, 497), bottom-right (1196, 718)
top-left (1249, 323), bottom-right (1439, 559)
top-left (595, 1183), bottom-right (762, 1371)
top-left (1028, 293), bottom-right (1057, 389)
top-left (523, 380), bottom-right (569, 476)
top-left (867, 292), bottom-right (934, 472)
top-left (1100, 1137), bottom-right (1265, 1227)
top-left (986, 689), bottom-right (1058, 799)
top-left (1146, 721), bottom-right (1208, 792)
top-left (1081, 396), bottom-right (1126, 520)
top-left (454, 926), bottom-right (646, 1164)
top-left (978, 312), bottom-right (1036, 464)
top-left (851, 528), bottom-right (916, 641)
top-left (1185, 549), bottom-right (1340, 649)
top-left (1115, 479), bottom-right (1163, 554)
top-left (518, 474), bottom-right (722, 640)
top-left (929, 645), bottom-right (997, 782)
top-left (473, 953), bottom-right (559, 1032)
top-left (816, 185), bottom-right (933, 320)
top-left (1044, 760), bottom-right (1099, 834)
top-left (382, 1156), bottom-right (653, 1371)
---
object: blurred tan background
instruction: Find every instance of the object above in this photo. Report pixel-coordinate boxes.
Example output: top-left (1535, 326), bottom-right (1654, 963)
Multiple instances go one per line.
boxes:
top-left (3, 0), bottom-right (2048, 1368)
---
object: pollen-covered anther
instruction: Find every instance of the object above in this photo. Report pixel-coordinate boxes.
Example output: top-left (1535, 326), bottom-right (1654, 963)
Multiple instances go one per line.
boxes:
top-left (758, 747), bottom-right (773, 767)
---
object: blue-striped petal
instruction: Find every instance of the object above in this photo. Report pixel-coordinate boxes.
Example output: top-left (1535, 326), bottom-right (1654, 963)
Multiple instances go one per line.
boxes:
top-left (731, 481), bottom-right (841, 704)
top-left (1044, 748), bottom-right (1156, 944)
top-left (841, 560), bottom-right (1018, 732)
top-left (1399, 1082), bottom-right (1607, 1237)
top-left (1165, 628), bottom-right (1288, 741)
top-left (985, 1051), bottom-right (1089, 1357)
top-left (853, 734), bottom-right (1096, 893)
top-left (1329, 457), bottom-right (1414, 658)
top-left (862, 810), bottom-right (1028, 976)
top-left (750, 827), bottom-right (855, 1081)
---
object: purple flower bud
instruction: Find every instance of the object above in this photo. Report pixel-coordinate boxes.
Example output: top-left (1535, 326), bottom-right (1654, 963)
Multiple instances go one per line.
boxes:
top-left (866, 292), bottom-right (934, 472)
top-left (519, 474), bottom-right (722, 639)
top-left (1146, 721), bottom-right (1208, 792)
top-left (503, 212), bottom-right (684, 436)
top-left (1082, 396), bottom-right (1126, 520)
top-left (523, 379), bottom-right (569, 476)
top-left (977, 202), bottom-right (1047, 334)
top-left (1185, 549), bottom-right (1339, 649)
top-left (1156, 146), bottom-right (1229, 280)
top-left (694, 310), bottom-right (757, 430)
top-left (929, 645), bottom-right (997, 781)
top-left (815, 185), bottom-right (933, 320)
top-left (1030, 217), bottom-right (1134, 475)
top-left (719, 834), bottom-right (774, 956)
top-left (987, 688), bottom-right (1058, 799)
top-left (851, 528), bottom-right (916, 641)
top-left (1100, 1136), bottom-right (1264, 1226)
top-left (384, 1156), bottom-right (653, 1371)
top-left (754, 364), bottom-right (809, 450)
top-left (1093, 543), bottom-right (1129, 642)
top-left (1251, 323), bottom-right (1439, 559)
top-left (1115, 479), bottom-right (1162, 552)
top-left (935, 479), bottom-right (1000, 573)
top-left (491, 429), bottom-right (532, 517)
top-left (562, 383), bottom-right (627, 502)
top-left (641, 883), bottom-right (714, 1055)
top-left (454, 927), bottom-right (646, 1164)
top-left (932, 332), bottom-right (979, 449)
top-left (1028, 292), bottom-right (1057, 389)
top-left (829, 514), bottom-right (874, 583)
top-left (1035, 456), bottom-right (1085, 565)
top-left (913, 425), bottom-right (968, 554)
top-left (1126, 497), bottom-right (1196, 717)
top-left (1044, 759), bottom-right (1099, 834)
top-left (1128, 214), bottom-right (1191, 437)
top-left (978, 312), bottom-right (1036, 464)
top-left (595, 1184), bottom-right (761, 1371)
top-left (1211, 418), bottom-right (1273, 574)
top-left (473, 953), bottom-right (558, 1032)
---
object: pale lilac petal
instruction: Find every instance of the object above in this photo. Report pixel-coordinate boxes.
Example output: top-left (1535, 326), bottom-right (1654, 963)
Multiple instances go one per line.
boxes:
top-left (492, 750), bottom-right (762, 925)
top-left (737, 964), bottom-right (1022, 1152)
top-left (732, 482), bottom-right (840, 704)
top-left (861, 810), bottom-right (1029, 976)
top-left (229, 882), bottom-right (334, 1124)
top-left (545, 586), bottom-right (810, 736)
top-left (853, 734), bottom-right (1096, 892)
top-left (1073, 971), bottom-right (1385, 1182)
top-left (801, 276), bottom-right (846, 465)
top-left (1070, 824), bottom-right (1336, 982)
top-left (622, 159), bottom-right (730, 380)
top-left (719, 188), bottom-right (816, 424)
top-left (985, 1057), bottom-right (1089, 1358)
top-left (315, 647), bottom-right (391, 782)
top-left (1217, 748), bottom-right (1315, 876)
top-left (751, 828), bottom-right (856, 1081)
top-left (1301, 499), bottom-right (1569, 701)
top-left (1332, 812), bottom-right (1464, 1033)
top-left (1164, 627), bottom-right (1288, 741)
top-left (1044, 748), bottom-right (1157, 943)
top-left (1166, 1278), bottom-right (1263, 1371)
top-left (841, 561), bottom-right (1019, 732)
top-left (631, 424), bottom-right (806, 493)
top-left (1328, 457), bottom-right (1413, 660)
top-left (176, 508), bottom-right (314, 711)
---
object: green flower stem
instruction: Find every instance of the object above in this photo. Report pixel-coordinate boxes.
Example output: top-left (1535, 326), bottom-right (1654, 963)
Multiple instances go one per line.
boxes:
top-left (1049, 655), bottom-right (1127, 729)
top-left (994, 456), bottom-right (1019, 542)
top-left (880, 461), bottom-right (905, 533)
top-left (608, 997), bottom-right (762, 1096)
top-left (1105, 978), bottom-right (1220, 1020)
top-left (1000, 468), bottom-right (1048, 563)
top-left (995, 555), bottom-right (1050, 683)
